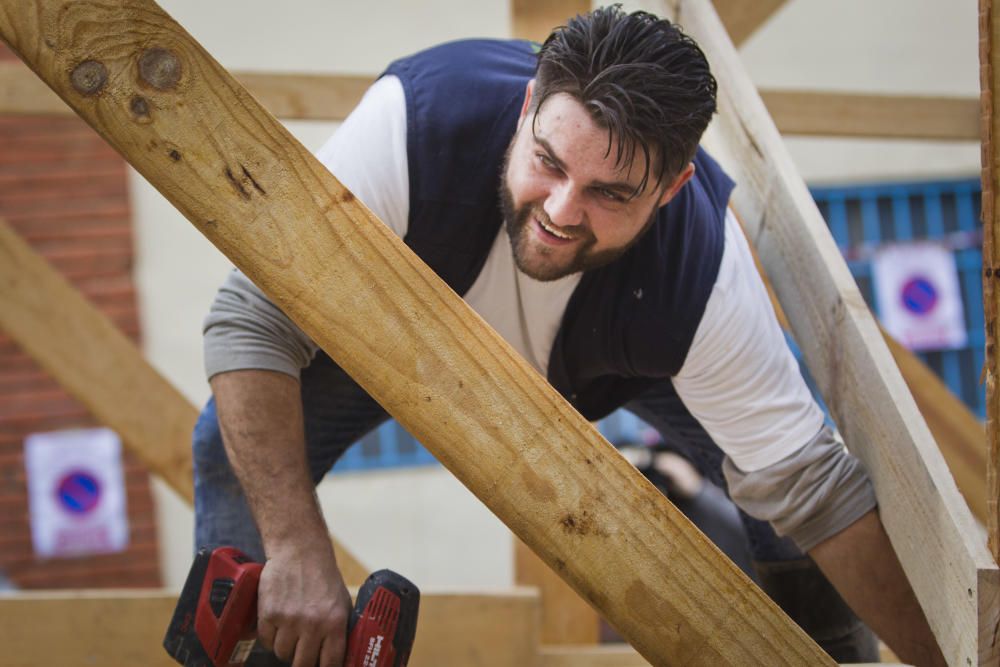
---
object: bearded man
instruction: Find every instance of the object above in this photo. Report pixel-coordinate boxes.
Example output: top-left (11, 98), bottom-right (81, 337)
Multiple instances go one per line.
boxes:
top-left (194, 7), bottom-right (944, 666)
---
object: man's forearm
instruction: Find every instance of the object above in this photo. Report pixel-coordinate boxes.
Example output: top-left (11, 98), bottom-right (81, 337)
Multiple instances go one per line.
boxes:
top-left (209, 369), bottom-right (351, 665)
top-left (808, 509), bottom-right (946, 667)
top-left (210, 369), bottom-right (330, 553)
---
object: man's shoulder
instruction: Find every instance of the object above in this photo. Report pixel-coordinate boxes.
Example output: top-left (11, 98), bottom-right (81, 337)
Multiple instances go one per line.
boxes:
top-left (385, 39), bottom-right (537, 83)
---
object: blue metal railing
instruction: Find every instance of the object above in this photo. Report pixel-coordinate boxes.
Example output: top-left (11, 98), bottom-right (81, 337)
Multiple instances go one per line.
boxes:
top-left (812, 178), bottom-right (984, 418)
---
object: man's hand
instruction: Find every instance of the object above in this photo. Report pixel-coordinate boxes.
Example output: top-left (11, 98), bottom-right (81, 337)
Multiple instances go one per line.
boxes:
top-left (210, 370), bottom-right (353, 666)
top-left (257, 540), bottom-right (353, 667)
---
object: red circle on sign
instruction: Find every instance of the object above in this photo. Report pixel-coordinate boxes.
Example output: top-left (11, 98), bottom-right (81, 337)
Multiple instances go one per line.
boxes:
top-left (55, 470), bottom-right (101, 514)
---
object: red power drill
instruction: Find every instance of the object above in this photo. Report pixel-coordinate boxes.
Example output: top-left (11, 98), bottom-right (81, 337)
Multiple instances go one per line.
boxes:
top-left (163, 547), bottom-right (419, 667)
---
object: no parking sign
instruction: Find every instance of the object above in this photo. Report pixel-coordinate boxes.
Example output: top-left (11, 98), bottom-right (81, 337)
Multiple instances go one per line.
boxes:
top-left (24, 427), bottom-right (129, 558)
top-left (872, 243), bottom-right (967, 351)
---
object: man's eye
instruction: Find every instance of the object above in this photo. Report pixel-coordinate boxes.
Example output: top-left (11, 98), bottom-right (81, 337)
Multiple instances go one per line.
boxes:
top-left (598, 187), bottom-right (625, 202)
top-left (537, 153), bottom-right (557, 169)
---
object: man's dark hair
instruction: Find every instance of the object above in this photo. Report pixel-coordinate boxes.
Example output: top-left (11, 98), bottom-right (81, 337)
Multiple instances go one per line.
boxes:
top-left (533, 5), bottom-right (717, 196)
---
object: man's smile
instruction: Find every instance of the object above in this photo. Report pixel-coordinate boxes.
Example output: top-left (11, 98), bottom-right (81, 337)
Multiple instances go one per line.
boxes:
top-left (534, 215), bottom-right (577, 244)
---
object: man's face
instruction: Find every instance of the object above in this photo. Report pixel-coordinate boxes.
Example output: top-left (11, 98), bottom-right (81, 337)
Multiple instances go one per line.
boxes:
top-left (500, 85), bottom-right (693, 282)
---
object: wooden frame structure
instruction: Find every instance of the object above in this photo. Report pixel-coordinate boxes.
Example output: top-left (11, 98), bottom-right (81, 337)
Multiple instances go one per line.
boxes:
top-left (0, 0), bottom-right (994, 665)
top-left (1, 2), bottom-right (838, 664)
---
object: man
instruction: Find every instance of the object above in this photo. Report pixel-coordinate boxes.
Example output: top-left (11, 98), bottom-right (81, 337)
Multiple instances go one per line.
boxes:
top-left (195, 7), bottom-right (945, 667)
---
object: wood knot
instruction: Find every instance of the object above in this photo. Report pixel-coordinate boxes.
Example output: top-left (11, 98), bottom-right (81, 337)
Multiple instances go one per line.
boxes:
top-left (130, 95), bottom-right (151, 118)
top-left (70, 60), bottom-right (108, 96)
top-left (138, 48), bottom-right (182, 90)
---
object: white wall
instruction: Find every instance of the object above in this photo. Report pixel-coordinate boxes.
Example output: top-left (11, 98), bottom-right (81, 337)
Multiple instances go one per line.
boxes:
top-left (135, 0), bottom-right (981, 588)
top-left (739, 0), bottom-right (980, 183)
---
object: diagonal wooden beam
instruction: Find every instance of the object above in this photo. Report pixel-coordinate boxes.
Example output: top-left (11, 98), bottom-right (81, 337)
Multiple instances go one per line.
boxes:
top-left (0, 2), bottom-right (833, 663)
top-left (0, 217), bottom-right (370, 584)
top-left (711, 0), bottom-right (788, 47)
top-left (650, 0), bottom-right (999, 663)
top-left (0, 218), bottom-right (196, 501)
top-left (736, 213), bottom-right (990, 526)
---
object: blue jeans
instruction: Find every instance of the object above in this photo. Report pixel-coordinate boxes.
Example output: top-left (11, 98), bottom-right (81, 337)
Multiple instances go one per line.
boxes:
top-left (193, 352), bottom-right (390, 561)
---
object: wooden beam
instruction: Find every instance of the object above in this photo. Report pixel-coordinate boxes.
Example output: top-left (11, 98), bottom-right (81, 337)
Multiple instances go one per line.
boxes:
top-left (0, 218), bottom-right (195, 501)
top-left (511, 0), bottom-right (591, 43)
top-left (979, 0), bottom-right (1000, 566)
top-left (234, 71), bottom-right (371, 122)
top-left (883, 332), bottom-right (989, 525)
top-left (538, 645), bottom-right (913, 667)
top-left (738, 214), bottom-right (990, 525)
top-left (0, 589), bottom-right (912, 667)
top-left (760, 90), bottom-right (981, 141)
top-left (1, 60), bottom-right (981, 141)
top-left (514, 538), bottom-right (599, 645)
top-left (711, 0), bottom-right (787, 47)
top-left (0, 217), bottom-right (369, 585)
top-left (0, 588), bottom-right (541, 667)
top-left (656, 0), bottom-right (999, 663)
top-left (0, 3), bottom-right (833, 663)
top-left (539, 644), bottom-right (651, 667)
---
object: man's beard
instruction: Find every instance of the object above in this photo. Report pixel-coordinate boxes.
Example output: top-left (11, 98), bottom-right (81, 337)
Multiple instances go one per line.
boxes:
top-left (498, 171), bottom-right (657, 282)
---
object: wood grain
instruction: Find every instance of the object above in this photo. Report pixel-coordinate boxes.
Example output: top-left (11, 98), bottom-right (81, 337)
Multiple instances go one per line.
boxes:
top-left (978, 0), bottom-right (1000, 567)
top-left (0, 217), bottom-right (369, 584)
top-left (0, 2), bottom-right (833, 663)
top-left (539, 644), bottom-right (652, 667)
top-left (0, 588), bottom-right (541, 667)
top-left (657, 0), bottom-right (999, 663)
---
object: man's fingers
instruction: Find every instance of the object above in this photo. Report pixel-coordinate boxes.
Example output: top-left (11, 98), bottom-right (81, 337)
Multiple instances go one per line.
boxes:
top-left (292, 632), bottom-right (326, 667)
top-left (318, 632), bottom-right (348, 667)
top-left (257, 617), bottom-right (278, 652)
top-left (271, 626), bottom-right (299, 664)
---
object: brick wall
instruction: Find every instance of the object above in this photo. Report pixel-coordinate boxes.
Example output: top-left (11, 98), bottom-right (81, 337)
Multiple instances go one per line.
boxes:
top-left (0, 47), bottom-right (161, 589)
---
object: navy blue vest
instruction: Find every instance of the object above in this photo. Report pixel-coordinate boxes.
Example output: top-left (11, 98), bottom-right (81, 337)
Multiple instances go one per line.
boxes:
top-left (385, 40), bottom-right (734, 420)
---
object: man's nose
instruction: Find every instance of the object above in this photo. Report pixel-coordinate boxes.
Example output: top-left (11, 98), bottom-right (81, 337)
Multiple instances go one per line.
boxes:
top-left (543, 182), bottom-right (584, 228)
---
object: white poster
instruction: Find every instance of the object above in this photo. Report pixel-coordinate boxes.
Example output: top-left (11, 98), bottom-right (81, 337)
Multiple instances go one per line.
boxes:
top-left (24, 427), bottom-right (129, 558)
top-left (872, 242), bottom-right (967, 351)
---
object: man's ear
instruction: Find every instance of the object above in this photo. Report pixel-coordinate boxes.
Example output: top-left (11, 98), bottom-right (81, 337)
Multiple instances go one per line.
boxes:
top-left (658, 163), bottom-right (695, 207)
top-left (517, 79), bottom-right (536, 129)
